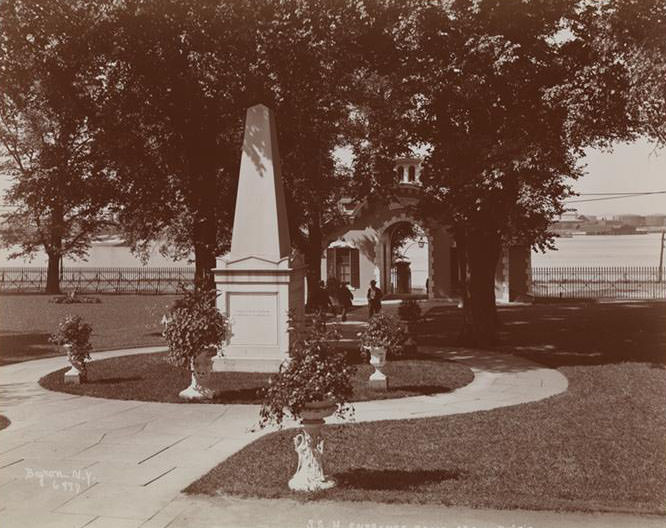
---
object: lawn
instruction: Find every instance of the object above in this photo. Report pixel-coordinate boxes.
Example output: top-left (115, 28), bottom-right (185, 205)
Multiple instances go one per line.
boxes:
top-left (0, 294), bottom-right (177, 364)
top-left (39, 351), bottom-right (474, 404)
top-left (185, 302), bottom-right (666, 514)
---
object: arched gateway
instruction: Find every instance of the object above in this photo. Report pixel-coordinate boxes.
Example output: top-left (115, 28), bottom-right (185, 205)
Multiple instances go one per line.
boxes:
top-left (322, 158), bottom-right (531, 303)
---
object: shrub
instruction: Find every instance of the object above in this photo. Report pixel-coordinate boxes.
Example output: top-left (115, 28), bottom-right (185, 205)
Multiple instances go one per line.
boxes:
top-left (259, 315), bottom-right (355, 427)
top-left (49, 314), bottom-right (93, 362)
top-left (50, 292), bottom-right (101, 304)
top-left (359, 312), bottom-right (406, 359)
top-left (162, 286), bottom-right (228, 369)
top-left (398, 299), bottom-right (421, 321)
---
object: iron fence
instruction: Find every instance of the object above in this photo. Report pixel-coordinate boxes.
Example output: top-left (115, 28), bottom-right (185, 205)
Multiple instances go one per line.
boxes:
top-left (531, 266), bottom-right (666, 300)
top-left (0, 267), bottom-right (195, 294)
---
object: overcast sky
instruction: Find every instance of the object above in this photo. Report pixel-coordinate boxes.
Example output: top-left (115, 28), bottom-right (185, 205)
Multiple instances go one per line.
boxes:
top-left (568, 139), bottom-right (665, 217)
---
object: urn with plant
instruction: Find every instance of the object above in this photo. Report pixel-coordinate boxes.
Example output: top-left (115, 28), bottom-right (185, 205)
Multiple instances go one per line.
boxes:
top-left (50, 314), bottom-right (93, 384)
top-left (260, 314), bottom-right (355, 492)
top-left (162, 286), bottom-right (228, 400)
top-left (358, 312), bottom-right (407, 390)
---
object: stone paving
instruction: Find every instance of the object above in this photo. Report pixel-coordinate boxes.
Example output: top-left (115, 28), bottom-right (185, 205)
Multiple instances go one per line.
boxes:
top-left (0, 340), bottom-right (652, 528)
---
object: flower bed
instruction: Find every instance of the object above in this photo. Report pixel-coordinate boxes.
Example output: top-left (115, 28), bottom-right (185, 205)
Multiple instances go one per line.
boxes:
top-left (38, 351), bottom-right (474, 404)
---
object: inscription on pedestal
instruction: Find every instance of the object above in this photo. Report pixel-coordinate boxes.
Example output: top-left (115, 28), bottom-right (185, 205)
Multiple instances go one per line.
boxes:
top-left (228, 293), bottom-right (278, 346)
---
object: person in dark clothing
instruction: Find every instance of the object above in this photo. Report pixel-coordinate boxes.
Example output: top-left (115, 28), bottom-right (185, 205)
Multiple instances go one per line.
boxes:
top-left (313, 280), bottom-right (329, 314)
top-left (339, 282), bottom-right (354, 322)
top-left (367, 279), bottom-right (382, 318)
top-left (326, 277), bottom-right (341, 316)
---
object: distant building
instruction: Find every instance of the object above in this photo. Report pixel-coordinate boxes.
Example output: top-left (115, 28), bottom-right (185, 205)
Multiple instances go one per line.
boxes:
top-left (613, 214), bottom-right (645, 226)
top-left (585, 222), bottom-right (637, 235)
top-left (645, 214), bottom-right (666, 227)
top-left (321, 158), bottom-right (531, 303)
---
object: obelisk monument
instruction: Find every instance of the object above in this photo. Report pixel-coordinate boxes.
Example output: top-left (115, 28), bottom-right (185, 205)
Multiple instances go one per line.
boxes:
top-left (213, 104), bottom-right (305, 372)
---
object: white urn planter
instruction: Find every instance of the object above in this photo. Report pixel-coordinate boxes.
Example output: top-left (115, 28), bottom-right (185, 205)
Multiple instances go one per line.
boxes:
top-left (63, 344), bottom-right (87, 384)
top-left (178, 348), bottom-right (216, 401)
top-left (368, 346), bottom-right (388, 391)
top-left (288, 400), bottom-right (337, 492)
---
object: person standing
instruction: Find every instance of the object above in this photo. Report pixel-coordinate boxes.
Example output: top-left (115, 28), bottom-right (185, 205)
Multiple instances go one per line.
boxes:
top-left (339, 281), bottom-right (354, 322)
top-left (326, 277), bottom-right (341, 316)
top-left (367, 279), bottom-right (382, 318)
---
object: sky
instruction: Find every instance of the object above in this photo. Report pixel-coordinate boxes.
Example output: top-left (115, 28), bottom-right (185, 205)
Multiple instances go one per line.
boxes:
top-left (568, 139), bottom-right (665, 217)
top-left (1, 139), bottom-right (664, 218)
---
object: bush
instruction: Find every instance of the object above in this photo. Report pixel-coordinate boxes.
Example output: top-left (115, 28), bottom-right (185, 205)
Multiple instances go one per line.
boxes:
top-left (49, 314), bottom-right (93, 362)
top-left (162, 286), bottom-right (228, 369)
top-left (398, 299), bottom-right (421, 321)
top-left (259, 315), bottom-right (355, 427)
top-left (359, 312), bottom-right (406, 359)
top-left (50, 292), bottom-right (101, 304)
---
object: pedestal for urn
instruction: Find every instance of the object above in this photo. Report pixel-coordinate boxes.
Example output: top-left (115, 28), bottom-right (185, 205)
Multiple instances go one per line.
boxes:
top-left (368, 346), bottom-right (388, 391)
top-left (212, 103), bottom-right (305, 372)
top-left (289, 400), bottom-right (337, 492)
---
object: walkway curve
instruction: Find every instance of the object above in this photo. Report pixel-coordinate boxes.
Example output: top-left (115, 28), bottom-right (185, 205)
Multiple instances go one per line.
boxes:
top-left (0, 346), bottom-right (567, 528)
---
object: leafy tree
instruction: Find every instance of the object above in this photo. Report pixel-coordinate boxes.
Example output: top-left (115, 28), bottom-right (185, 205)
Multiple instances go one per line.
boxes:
top-left (0, 0), bottom-right (112, 293)
top-left (87, 0), bottom-right (259, 285)
top-left (395, 0), bottom-right (664, 344)
top-left (249, 0), bottom-right (367, 305)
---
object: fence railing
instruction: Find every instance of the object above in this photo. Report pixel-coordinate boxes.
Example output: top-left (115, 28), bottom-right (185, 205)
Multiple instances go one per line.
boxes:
top-left (531, 266), bottom-right (666, 300)
top-left (0, 267), bottom-right (195, 294)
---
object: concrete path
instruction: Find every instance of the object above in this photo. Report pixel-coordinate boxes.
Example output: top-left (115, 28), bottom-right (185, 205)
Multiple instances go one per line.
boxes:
top-left (0, 342), bottom-right (641, 528)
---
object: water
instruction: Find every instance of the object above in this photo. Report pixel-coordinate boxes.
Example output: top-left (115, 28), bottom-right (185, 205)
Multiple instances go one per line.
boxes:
top-left (1, 233), bottom-right (663, 268)
top-left (531, 232), bottom-right (664, 267)
top-left (0, 241), bottom-right (192, 268)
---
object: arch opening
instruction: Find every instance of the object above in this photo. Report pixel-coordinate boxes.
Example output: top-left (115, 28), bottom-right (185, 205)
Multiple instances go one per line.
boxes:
top-left (379, 220), bottom-right (431, 298)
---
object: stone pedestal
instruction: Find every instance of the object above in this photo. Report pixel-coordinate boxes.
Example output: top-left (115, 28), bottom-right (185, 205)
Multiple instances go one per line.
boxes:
top-left (64, 344), bottom-right (86, 384)
top-left (64, 366), bottom-right (84, 384)
top-left (179, 349), bottom-right (216, 400)
top-left (368, 346), bottom-right (388, 391)
top-left (213, 254), bottom-right (305, 372)
top-left (289, 401), bottom-right (337, 492)
top-left (212, 103), bottom-right (305, 372)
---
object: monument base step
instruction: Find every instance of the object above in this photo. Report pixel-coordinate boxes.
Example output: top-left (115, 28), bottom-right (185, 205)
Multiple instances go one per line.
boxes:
top-left (213, 356), bottom-right (284, 373)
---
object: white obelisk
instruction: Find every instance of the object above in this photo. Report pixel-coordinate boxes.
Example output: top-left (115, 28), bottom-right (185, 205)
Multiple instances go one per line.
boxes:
top-left (213, 104), bottom-right (305, 372)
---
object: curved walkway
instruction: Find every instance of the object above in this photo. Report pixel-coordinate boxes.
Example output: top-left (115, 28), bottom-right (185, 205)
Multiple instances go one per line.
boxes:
top-left (0, 345), bottom-right (569, 528)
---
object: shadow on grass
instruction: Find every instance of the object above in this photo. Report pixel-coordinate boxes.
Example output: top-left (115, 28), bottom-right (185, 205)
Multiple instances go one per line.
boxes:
top-left (421, 302), bottom-right (666, 368)
top-left (0, 332), bottom-right (57, 365)
top-left (334, 468), bottom-right (462, 490)
top-left (213, 387), bottom-right (263, 403)
top-left (92, 376), bottom-right (143, 384)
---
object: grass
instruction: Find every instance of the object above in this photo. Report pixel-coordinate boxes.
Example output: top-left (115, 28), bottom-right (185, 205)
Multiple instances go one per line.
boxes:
top-left (0, 294), bottom-right (177, 365)
top-left (0, 415), bottom-right (10, 430)
top-left (38, 351), bottom-right (474, 404)
top-left (185, 302), bottom-right (666, 514)
top-left (186, 362), bottom-right (666, 514)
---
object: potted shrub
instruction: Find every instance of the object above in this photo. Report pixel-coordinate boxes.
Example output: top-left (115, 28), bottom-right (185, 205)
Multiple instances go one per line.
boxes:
top-left (397, 299), bottom-right (422, 353)
top-left (260, 315), bottom-right (355, 492)
top-left (358, 312), bottom-right (406, 390)
top-left (50, 314), bottom-right (93, 384)
top-left (398, 299), bottom-right (422, 324)
top-left (162, 286), bottom-right (228, 401)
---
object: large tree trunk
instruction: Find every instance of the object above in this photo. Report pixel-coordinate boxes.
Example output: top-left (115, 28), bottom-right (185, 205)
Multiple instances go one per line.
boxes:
top-left (457, 229), bottom-right (502, 347)
top-left (304, 246), bottom-right (323, 310)
top-left (193, 222), bottom-right (216, 290)
top-left (46, 252), bottom-right (61, 294)
top-left (303, 222), bottom-right (323, 310)
top-left (190, 146), bottom-right (218, 291)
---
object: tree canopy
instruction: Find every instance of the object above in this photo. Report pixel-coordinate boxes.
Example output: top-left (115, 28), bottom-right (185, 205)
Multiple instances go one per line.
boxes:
top-left (0, 0), bottom-right (112, 292)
